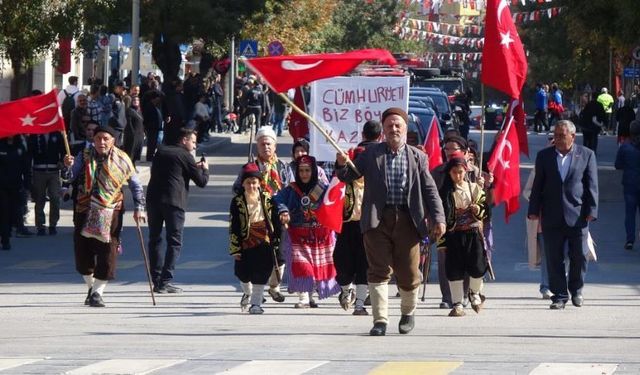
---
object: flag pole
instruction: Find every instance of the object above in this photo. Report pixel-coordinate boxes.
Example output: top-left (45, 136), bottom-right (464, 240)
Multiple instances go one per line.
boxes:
top-left (277, 92), bottom-right (359, 174)
top-left (60, 129), bottom-right (71, 157)
top-left (479, 84), bottom-right (485, 168)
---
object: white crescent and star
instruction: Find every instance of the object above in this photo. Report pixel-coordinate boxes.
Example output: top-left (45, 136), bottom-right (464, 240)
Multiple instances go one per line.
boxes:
top-left (19, 102), bottom-right (60, 127)
top-left (281, 60), bottom-right (323, 71)
top-left (497, 139), bottom-right (513, 170)
top-left (497, 0), bottom-right (509, 25)
top-left (497, 0), bottom-right (514, 48)
top-left (323, 180), bottom-right (346, 206)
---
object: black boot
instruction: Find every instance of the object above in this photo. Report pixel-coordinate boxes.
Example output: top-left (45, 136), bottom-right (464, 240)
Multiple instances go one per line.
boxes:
top-left (369, 322), bottom-right (387, 336)
top-left (89, 292), bottom-right (105, 307)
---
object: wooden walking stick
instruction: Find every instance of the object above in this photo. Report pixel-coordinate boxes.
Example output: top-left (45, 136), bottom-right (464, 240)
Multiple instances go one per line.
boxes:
top-left (135, 221), bottom-right (156, 306)
top-left (420, 238), bottom-right (432, 302)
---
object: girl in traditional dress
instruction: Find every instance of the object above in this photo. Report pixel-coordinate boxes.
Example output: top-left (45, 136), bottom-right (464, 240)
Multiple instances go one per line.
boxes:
top-left (439, 152), bottom-right (488, 317)
top-left (229, 163), bottom-right (282, 314)
top-left (275, 155), bottom-right (340, 308)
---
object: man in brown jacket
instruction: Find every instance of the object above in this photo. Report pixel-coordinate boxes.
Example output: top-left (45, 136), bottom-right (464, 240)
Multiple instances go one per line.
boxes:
top-left (336, 107), bottom-right (446, 336)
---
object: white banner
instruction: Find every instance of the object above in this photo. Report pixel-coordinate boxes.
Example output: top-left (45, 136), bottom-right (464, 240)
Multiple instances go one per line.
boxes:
top-left (309, 76), bottom-right (409, 161)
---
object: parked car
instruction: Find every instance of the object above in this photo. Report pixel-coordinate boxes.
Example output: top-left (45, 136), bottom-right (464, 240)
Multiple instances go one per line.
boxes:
top-left (409, 88), bottom-right (457, 131)
top-left (407, 106), bottom-right (442, 146)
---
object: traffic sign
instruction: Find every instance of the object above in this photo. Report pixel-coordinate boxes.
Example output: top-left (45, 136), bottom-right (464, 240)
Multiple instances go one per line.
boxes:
top-left (624, 67), bottom-right (640, 78)
top-left (98, 35), bottom-right (109, 50)
top-left (239, 40), bottom-right (258, 57)
top-left (267, 40), bottom-right (284, 56)
top-left (632, 46), bottom-right (640, 61)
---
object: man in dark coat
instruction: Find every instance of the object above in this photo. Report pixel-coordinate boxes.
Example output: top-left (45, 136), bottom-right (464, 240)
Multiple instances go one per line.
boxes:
top-left (146, 128), bottom-right (209, 293)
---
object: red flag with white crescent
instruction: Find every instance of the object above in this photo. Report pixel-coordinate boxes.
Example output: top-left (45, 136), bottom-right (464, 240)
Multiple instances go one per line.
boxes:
top-left (487, 117), bottom-right (520, 223)
top-left (0, 90), bottom-right (66, 137)
top-left (505, 95), bottom-right (529, 157)
top-left (423, 115), bottom-right (443, 171)
top-left (481, 0), bottom-right (528, 99)
top-left (315, 176), bottom-right (347, 233)
top-left (244, 49), bottom-right (397, 93)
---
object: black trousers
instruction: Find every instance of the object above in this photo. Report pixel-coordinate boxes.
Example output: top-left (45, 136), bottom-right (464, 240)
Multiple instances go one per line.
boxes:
top-left (234, 242), bottom-right (273, 285)
top-left (0, 188), bottom-right (21, 244)
top-left (147, 202), bottom-right (185, 286)
top-left (542, 225), bottom-right (588, 303)
top-left (145, 129), bottom-right (160, 162)
top-left (534, 109), bottom-right (549, 132)
top-left (444, 229), bottom-right (487, 281)
top-left (333, 221), bottom-right (368, 286)
top-left (583, 130), bottom-right (599, 154)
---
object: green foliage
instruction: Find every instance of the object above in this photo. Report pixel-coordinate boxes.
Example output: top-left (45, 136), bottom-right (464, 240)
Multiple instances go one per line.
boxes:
top-left (316, 0), bottom-right (417, 54)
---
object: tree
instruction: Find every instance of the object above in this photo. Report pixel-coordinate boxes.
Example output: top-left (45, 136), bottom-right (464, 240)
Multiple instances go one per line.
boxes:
top-left (316, 0), bottom-right (421, 54)
top-left (0, 1), bottom-right (78, 99)
top-left (241, 0), bottom-right (338, 55)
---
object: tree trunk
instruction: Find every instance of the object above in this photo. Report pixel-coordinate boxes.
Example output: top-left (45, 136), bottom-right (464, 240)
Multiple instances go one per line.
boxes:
top-left (152, 32), bottom-right (181, 89)
top-left (9, 59), bottom-right (33, 100)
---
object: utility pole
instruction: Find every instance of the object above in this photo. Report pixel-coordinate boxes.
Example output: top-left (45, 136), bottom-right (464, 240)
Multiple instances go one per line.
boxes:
top-left (229, 36), bottom-right (235, 110)
top-left (131, 0), bottom-right (140, 86)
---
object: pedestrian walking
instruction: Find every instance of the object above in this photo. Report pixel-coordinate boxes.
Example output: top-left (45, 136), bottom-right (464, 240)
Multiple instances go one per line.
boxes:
top-left (63, 124), bottom-right (146, 307)
top-left (336, 107), bottom-right (446, 336)
top-left (230, 163), bottom-right (282, 314)
top-left (528, 120), bottom-right (598, 309)
top-left (614, 120), bottom-right (640, 251)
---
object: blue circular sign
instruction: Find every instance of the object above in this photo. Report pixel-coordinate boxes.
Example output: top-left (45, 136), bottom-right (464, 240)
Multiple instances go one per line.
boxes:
top-left (267, 40), bottom-right (284, 56)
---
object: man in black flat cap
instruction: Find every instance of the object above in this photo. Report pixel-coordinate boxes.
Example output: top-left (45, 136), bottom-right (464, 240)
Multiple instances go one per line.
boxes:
top-left (63, 124), bottom-right (146, 307)
top-left (336, 107), bottom-right (446, 336)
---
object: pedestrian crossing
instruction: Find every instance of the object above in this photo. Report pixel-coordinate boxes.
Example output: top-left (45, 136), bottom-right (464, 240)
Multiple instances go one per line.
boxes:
top-left (0, 358), bottom-right (623, 374)
top-left (1, 260), bottom-right (229, 271)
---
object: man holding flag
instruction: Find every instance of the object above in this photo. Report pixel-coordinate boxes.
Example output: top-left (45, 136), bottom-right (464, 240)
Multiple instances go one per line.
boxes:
top-left (336, 107), bottom-right (445, 336)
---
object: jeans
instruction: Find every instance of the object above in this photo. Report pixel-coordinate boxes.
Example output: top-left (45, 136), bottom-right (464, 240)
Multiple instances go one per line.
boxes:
top-left (272, 111), bottom-right (285, 136)
top-left (147, 203), bottom-right (186, 286)
top-left (624, 189), bottom-right (640, 243)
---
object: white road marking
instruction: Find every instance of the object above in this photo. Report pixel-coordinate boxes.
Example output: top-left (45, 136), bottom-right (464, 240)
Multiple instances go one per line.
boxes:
top-left (219, 360), bottom-right (328, 375)
top-left (530, 363), bottom-right (618, 375)
top-left (65, 359), bottom-right (185, 375)
top-left (0, 358), bottom-right (42, 371)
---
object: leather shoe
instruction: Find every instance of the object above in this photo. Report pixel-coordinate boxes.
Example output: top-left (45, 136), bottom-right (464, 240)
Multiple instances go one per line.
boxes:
top-left (89, 292), bottom-right (105, 307)
top-left (571, 294), bottom-right (583, 307)
top-left (549, 301), bottom-right (566, 310)
top-left (369, 322), bottom-right (387, 336)
top-left (84, 288), bottom-right (92, 306)
top-left (398, 315), bottom-right (415, 334)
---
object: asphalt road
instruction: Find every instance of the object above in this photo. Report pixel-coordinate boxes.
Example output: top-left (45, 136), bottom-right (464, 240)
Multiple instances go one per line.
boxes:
top-left (0, 131), bottom-right (638, 375)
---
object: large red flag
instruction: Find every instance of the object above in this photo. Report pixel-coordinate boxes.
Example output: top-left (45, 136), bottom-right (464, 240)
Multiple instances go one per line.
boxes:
top-left (423, 115), bottom-right (443, 171)
top-left (0, 90), bottom-right (66, 137)
top-left (315, 176), bottom-right (347, 233)
top-left (481, 0), bottom-right (528, 99)
top-left (244, 49), bottom-right (397, 93)
top-left (288, 87), bottom-right (309, 140)
top-left (505, 96), bottom-right (529, 156)
top-left (487, 117), bottom-right (520, 223)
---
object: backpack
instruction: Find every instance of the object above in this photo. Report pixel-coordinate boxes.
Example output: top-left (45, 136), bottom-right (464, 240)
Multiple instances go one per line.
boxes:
top-left (61, 90), bottom-right (76, 121)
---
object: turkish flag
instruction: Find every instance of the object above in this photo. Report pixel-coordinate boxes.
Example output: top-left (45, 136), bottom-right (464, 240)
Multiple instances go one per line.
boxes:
top-left (0, 90), bottom-right (66, 137)
top-left (487, 117), bottom-right (520, 223)
top-left (244, 49), bottom-right (397, 93)
top-left (423, 115), bottom-right (443, 171)
top-left (288, 87), bottom-right (309, 140)
top-left (505, 96), bottom-right (529, 157)
top-left (481, 0), bottom-right (528, 99)
top-left (315, 176), bottom-right (347, 233)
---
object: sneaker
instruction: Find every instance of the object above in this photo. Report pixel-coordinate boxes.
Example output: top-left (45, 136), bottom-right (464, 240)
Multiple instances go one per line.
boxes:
top-left (448, 303), bottom-right (465, 317)
top-left (294, 302), bottom-right (310, 309)
top-left (540, 289), bottom-right (553, 300)
top-left (36, 227), bottom-right (47, 236)
top-left (352, 307), bottom-right (369, 316)
top-left (15, 227), bottom-right (34, 237)
top-left (338, 289), bottom-right (355, 311)
top-left (248, 305), bottom-right (264, 314)
top-left (48, 226), bottom-right (57, 236)
top-left (89, 292), bottom-right (105, 307)
top-left (268, 288), bottom-right (285, 302)
top-left (84, 288), bottom-right (92, 305)
top-left (155, 284), bottom-right (183, 294)
top-left (240, 294), bottom-right (250, 311)
top-left (624, 242), bottom-right (633, 250)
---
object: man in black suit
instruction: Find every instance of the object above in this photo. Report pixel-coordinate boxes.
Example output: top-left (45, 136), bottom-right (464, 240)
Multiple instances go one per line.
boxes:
top-left (528, 120), bottom-right (598, 309)
top-left (146, 128), bottom-right (209, 293)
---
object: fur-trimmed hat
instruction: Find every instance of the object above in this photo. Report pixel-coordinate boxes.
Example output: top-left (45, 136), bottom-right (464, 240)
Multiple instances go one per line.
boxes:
top-left (256, 126), bottom-right (277, 142)
top-left (241, 162), bottom-right (262, 182)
